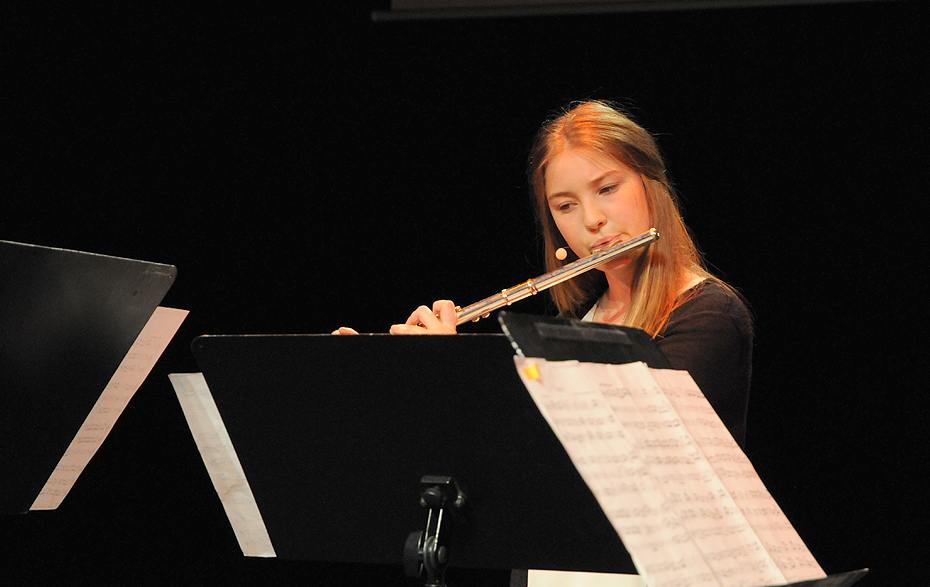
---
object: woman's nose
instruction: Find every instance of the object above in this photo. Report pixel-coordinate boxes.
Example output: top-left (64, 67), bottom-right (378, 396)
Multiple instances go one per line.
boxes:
top-left (583, 205), bottom-right (607, 231)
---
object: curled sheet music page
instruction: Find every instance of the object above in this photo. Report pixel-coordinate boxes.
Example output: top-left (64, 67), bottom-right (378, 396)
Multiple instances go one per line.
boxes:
top-left (649, 369), bottom-right (825, 583)
top-left (517, 359), bottom-right (718, 587)
top-left (603, 362), bottom-right (785, 587)
top-left (515, 358), bottom-right (826, 587)
top-left (30, 306), bottom-right (188, 511)
top-left (169, 372), bottom-right (276, 557)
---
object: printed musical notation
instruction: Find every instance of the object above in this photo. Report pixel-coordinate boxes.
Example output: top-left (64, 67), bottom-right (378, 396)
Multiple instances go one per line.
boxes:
top-left (168, 372), bottom-right (275, 558)
top-left (515, 359), bottom-right (826, 587)
top-left (30, 306), bottom-right (188, 511)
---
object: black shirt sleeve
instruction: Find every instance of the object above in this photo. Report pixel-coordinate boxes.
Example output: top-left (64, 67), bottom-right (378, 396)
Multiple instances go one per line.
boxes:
top-left (655, 281), bottom-right (753, 447)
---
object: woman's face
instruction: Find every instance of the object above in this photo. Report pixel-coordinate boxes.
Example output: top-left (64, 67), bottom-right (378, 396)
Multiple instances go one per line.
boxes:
top-left (545, 149), bottom-right (652, 277)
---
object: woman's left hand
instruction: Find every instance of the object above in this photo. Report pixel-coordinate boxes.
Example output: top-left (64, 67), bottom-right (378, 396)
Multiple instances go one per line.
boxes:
top-left (389, 300), bottom-right (458, 334)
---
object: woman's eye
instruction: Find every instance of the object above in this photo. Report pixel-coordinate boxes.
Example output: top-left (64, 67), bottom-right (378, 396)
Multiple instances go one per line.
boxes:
top-left (599, 184), bottom-right (617, 195)
top-left (557, 202), bottom-right (574, 212)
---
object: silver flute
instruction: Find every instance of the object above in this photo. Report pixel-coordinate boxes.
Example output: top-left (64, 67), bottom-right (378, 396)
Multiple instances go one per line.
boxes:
top-left (455, 228), bottom-right (659, 325)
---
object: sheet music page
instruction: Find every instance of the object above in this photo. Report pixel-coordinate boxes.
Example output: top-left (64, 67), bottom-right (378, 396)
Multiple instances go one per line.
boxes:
top-left (528, 569), bottom-right (644, 587)
top-left (517, 358), bottom-right (719, 587)
top-left (649, 369), bottom-right (825, 583)
top-left (602, 362), bottom-right (784, 587)
top-left (169, 372), bottom-right (276, 557)
top-left (515, 358), bottom-right (823, 587)
top-left (30, 306), bottom-right (188, 511)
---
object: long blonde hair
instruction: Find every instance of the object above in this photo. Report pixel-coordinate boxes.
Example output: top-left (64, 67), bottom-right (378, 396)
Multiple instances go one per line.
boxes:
top-left (528, 101), bottom-right (716, 336)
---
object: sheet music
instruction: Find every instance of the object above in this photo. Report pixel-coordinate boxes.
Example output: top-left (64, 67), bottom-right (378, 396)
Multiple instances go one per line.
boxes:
top-left (519, 359), bottom-right (718, 587)
top-left (169, 372), bottom-right (276, 557)
top-left (30, 306), bottom-right (188, 511)
top-left (528, 569), bottom-right (644, 587)
top-left (514, 358), bottom-right (825, 587)
top-left (649, 369), bottom-right (825, 583)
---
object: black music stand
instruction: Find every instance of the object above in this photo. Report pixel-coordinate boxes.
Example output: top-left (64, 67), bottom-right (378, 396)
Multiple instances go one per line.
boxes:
top-left (191, 333), bottom-right (638, 580)
top-left (498, 312), bottom-right (868, 587)
top-left (498, 310), bottom-right (671, 368)
top-left (192, 318), bottom-right (867, 587)
top-left (0, 241), bottom-right (177, 515)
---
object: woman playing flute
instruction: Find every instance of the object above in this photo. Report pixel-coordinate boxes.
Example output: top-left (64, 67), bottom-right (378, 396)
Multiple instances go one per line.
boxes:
top-left (337, 101), bottom-right (752, 446)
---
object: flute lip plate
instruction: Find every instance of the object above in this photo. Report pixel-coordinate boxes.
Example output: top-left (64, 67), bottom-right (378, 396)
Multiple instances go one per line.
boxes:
top-left (591, 237), bottom-right (625, 255)
top-left (590, 228), bottom-right (657, 255)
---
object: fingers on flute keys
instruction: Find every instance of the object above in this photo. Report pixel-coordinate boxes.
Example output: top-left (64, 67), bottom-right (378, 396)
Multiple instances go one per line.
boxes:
top-left (389, 300), bottom-right (457, 335)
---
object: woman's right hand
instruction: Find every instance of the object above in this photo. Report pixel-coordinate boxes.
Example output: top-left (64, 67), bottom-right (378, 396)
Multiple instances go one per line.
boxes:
top-left (389, 300), bottom-right (458, 335)
top-left (331, 326), bottom-right (360, 335)
top-left (331, 300), bottom-right (458, 335)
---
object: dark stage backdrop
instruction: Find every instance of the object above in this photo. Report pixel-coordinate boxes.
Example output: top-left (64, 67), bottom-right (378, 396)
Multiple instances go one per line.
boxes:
top-left (2, 2), bottom-right (927, 585)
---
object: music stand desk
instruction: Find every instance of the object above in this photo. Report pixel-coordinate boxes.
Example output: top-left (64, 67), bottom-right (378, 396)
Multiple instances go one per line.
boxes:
top-left (192, 333), bottom-right (636, 574)
top-left (1, 241), bottom-right (176, 514)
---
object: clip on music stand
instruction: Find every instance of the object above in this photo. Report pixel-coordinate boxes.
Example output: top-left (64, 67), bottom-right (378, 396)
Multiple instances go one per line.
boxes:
top-left (497, 310), bottom-right (671, 367)
top-left (0, 241), bottom-right (177, 515)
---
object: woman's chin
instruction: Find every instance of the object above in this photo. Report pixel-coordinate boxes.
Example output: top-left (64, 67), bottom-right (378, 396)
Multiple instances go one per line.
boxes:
top-left (598, 256), bottom-right (632, 273)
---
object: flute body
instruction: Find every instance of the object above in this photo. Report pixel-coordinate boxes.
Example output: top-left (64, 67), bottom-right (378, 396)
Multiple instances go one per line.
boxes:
top-left (455, 228), bottom-right (659, 325)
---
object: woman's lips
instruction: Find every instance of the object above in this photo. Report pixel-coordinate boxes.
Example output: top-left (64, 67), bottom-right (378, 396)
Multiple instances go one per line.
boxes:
top-left (590, 236), bottom-right (624, 254)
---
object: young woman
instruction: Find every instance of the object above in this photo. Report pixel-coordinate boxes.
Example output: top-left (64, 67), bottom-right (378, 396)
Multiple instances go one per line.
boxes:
top-left (340, 101), bottom-right (753, 446)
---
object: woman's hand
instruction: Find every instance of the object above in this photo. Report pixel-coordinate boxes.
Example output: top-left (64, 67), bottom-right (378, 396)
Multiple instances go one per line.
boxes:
top-left (389, 300), bottom-right (458, 335)
top-left (331, 326), bottom-right (360, 335)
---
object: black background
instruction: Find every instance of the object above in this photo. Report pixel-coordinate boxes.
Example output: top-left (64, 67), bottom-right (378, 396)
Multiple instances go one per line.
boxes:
top-left (2, 2), bottom-right (927, 585)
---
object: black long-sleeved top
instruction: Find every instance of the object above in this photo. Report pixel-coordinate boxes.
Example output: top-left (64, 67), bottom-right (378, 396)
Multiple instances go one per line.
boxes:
top-left (654, 280), bottom-right (753, 447)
